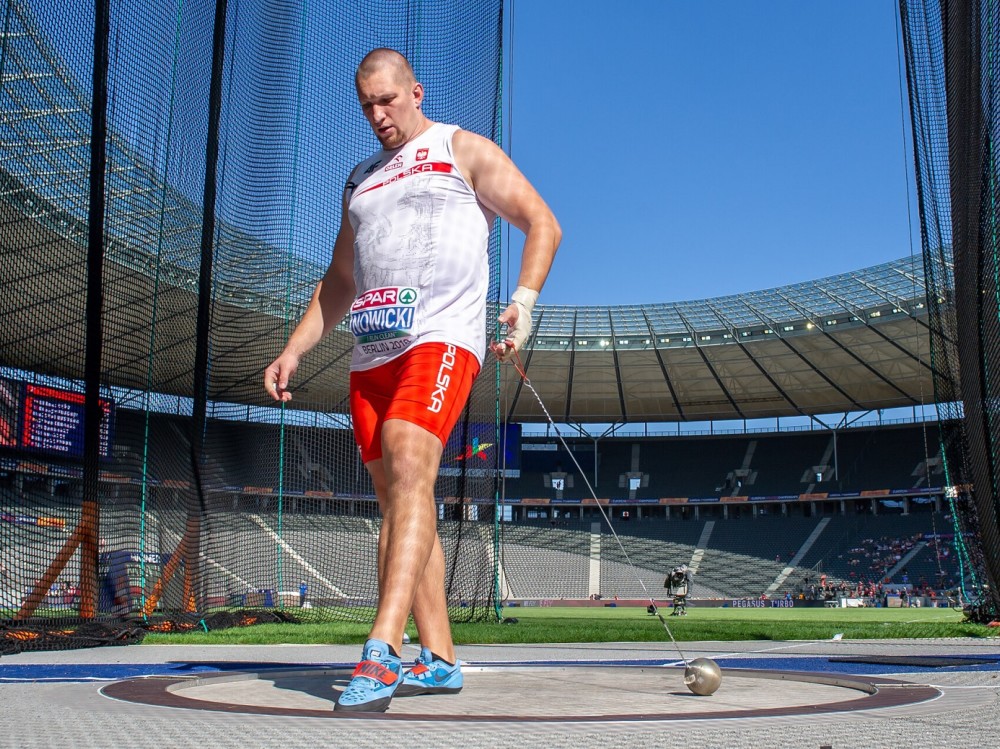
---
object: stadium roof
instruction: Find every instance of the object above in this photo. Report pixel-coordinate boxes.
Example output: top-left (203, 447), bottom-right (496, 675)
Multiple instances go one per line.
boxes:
top-left (0, 0), bottom-right (944, 425)
top-left (506, 256), bottom-right (938, 423)
top-left (1, 174), bottom-right (941, 424)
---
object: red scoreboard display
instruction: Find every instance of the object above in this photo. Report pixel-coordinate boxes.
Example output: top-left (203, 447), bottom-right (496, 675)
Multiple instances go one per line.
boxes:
top-left (12, 382), bottom-right (114, 459)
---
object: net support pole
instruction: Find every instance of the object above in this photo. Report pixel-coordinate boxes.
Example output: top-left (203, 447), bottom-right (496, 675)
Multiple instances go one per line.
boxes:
top-left (79, 0), bottom-right (111, 619)
top-left (183, 0), bottom-right (229, 612)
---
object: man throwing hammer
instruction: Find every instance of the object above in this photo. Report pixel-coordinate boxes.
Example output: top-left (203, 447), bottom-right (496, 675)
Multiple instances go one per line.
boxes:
top-left (263, 48), bottom-right (560, 712)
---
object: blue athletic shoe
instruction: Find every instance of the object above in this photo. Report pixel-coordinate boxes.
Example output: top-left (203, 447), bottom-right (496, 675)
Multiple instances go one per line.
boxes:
top-left (334, 638), bottom-right (402, 712)
top-left (395, 647), bottom-right (463, 696)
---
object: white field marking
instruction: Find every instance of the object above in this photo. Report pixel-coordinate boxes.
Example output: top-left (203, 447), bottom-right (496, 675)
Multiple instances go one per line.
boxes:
top-left (248, 514), bottom-right (347, 599)
top-left (742, 640), bottom-right (828, 654)
top-left (656, 639), bottom-right (842, 666)
top-left (704, 641), bottom-right (829, 660)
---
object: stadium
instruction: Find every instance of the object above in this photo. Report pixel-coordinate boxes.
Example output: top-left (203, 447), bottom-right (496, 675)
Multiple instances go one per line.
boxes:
top-left (2, 0), bottom-right (1000, 745)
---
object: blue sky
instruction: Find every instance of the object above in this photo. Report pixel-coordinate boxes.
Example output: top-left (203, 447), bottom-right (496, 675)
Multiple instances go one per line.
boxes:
top-left (504, 1), bottom-right (918, 306)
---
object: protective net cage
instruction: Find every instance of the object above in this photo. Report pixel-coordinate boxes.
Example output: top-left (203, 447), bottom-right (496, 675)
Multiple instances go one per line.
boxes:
top-left (901, 0), bottom-right (1000, 622)
top-left (0, 0), bottom-right (505, 653)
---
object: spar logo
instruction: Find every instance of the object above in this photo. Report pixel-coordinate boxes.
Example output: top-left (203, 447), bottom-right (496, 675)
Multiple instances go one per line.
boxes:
top-left (350, 286), bottom-right (417, 342)
top-left (351, 286), bottom-right (416, 311)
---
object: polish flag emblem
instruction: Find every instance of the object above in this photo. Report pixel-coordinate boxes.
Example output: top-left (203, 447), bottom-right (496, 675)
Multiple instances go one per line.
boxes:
top-left (416, 148), bottom-right (428, 161)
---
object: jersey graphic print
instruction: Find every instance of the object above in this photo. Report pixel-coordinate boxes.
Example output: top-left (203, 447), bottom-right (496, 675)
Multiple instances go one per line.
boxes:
top-left (353, 164), bottom-right (449, 295)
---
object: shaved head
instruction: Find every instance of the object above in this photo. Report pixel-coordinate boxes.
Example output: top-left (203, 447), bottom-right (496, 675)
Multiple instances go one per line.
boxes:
top-left (354, 48), bottom-right (430, 148)
top-left (356, 48), bottom-right (416, 90)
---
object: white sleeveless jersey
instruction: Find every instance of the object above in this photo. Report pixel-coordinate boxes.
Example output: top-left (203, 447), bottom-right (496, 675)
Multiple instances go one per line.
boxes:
top-left (346, 123), bottom-right (494, 371)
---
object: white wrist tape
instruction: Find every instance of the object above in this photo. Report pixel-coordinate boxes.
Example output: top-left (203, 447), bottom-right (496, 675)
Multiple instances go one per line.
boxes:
top-left (511, 286), bottom-right (538, 315)
top-left (501, 286), bottom-right (538, 359)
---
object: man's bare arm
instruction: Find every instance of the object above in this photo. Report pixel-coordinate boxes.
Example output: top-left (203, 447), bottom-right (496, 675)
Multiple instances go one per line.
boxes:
top-left (453, 130), bottom-right (561, 359)
top-left (264, 195), bottom-right (356, 401)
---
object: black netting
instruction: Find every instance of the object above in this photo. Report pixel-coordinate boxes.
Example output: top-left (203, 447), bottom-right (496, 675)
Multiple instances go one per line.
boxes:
top-left (1, 0), bottom-right (504, 652)
top-left (900, 0), bottom-right (1000, 621)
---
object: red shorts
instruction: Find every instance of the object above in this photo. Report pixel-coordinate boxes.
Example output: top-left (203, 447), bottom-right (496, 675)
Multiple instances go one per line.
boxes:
top-left (349, 342), bottom-right (480, 464)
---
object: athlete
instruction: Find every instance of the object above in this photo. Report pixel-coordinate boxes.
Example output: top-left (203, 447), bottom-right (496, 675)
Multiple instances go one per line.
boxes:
top-left (263, 48), bottom-right (560, 712)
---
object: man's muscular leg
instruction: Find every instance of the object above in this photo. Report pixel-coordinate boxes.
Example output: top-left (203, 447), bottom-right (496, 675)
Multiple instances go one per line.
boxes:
top-left (407, 533), bottom-right (455, 662)
top-left (366, 418), bottom-right (454, 660)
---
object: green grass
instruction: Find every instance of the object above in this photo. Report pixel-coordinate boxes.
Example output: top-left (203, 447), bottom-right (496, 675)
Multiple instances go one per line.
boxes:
top-left (141, 604), bottom-right (993, 646)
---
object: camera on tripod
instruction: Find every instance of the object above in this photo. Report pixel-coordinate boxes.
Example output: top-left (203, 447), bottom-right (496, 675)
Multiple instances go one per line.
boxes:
top-left (667, 566), bottom-right (688, 587)
top-left (664, 564), bottom-right (691, 616)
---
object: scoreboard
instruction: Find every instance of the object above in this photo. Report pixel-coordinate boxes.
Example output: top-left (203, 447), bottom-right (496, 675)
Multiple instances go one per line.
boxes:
top-left (0, 378), bottom-right (114, 459)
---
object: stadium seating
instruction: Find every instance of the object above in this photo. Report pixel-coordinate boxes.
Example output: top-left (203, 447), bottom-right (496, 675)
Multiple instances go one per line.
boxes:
top-left (744, 433), bottom-right (832, 496)
top-left (512, 424), bottom-right (943, 503)
top-left (500, 520), bottom-right (591, 598)
top-left (2, 415), bottom-right (959, 613)
top-left (692, 516), bottom-right (819, 598)
top-left (599, 520), bottom-right (711, 598)
top-left (776, 511), bottom-right (954, 596)
top-left (835, 427), bottom-right (942, 492)
top-left (640, 437), bottom-right (750, 498)
top-left (3, 491), bottom-right (961, 608)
